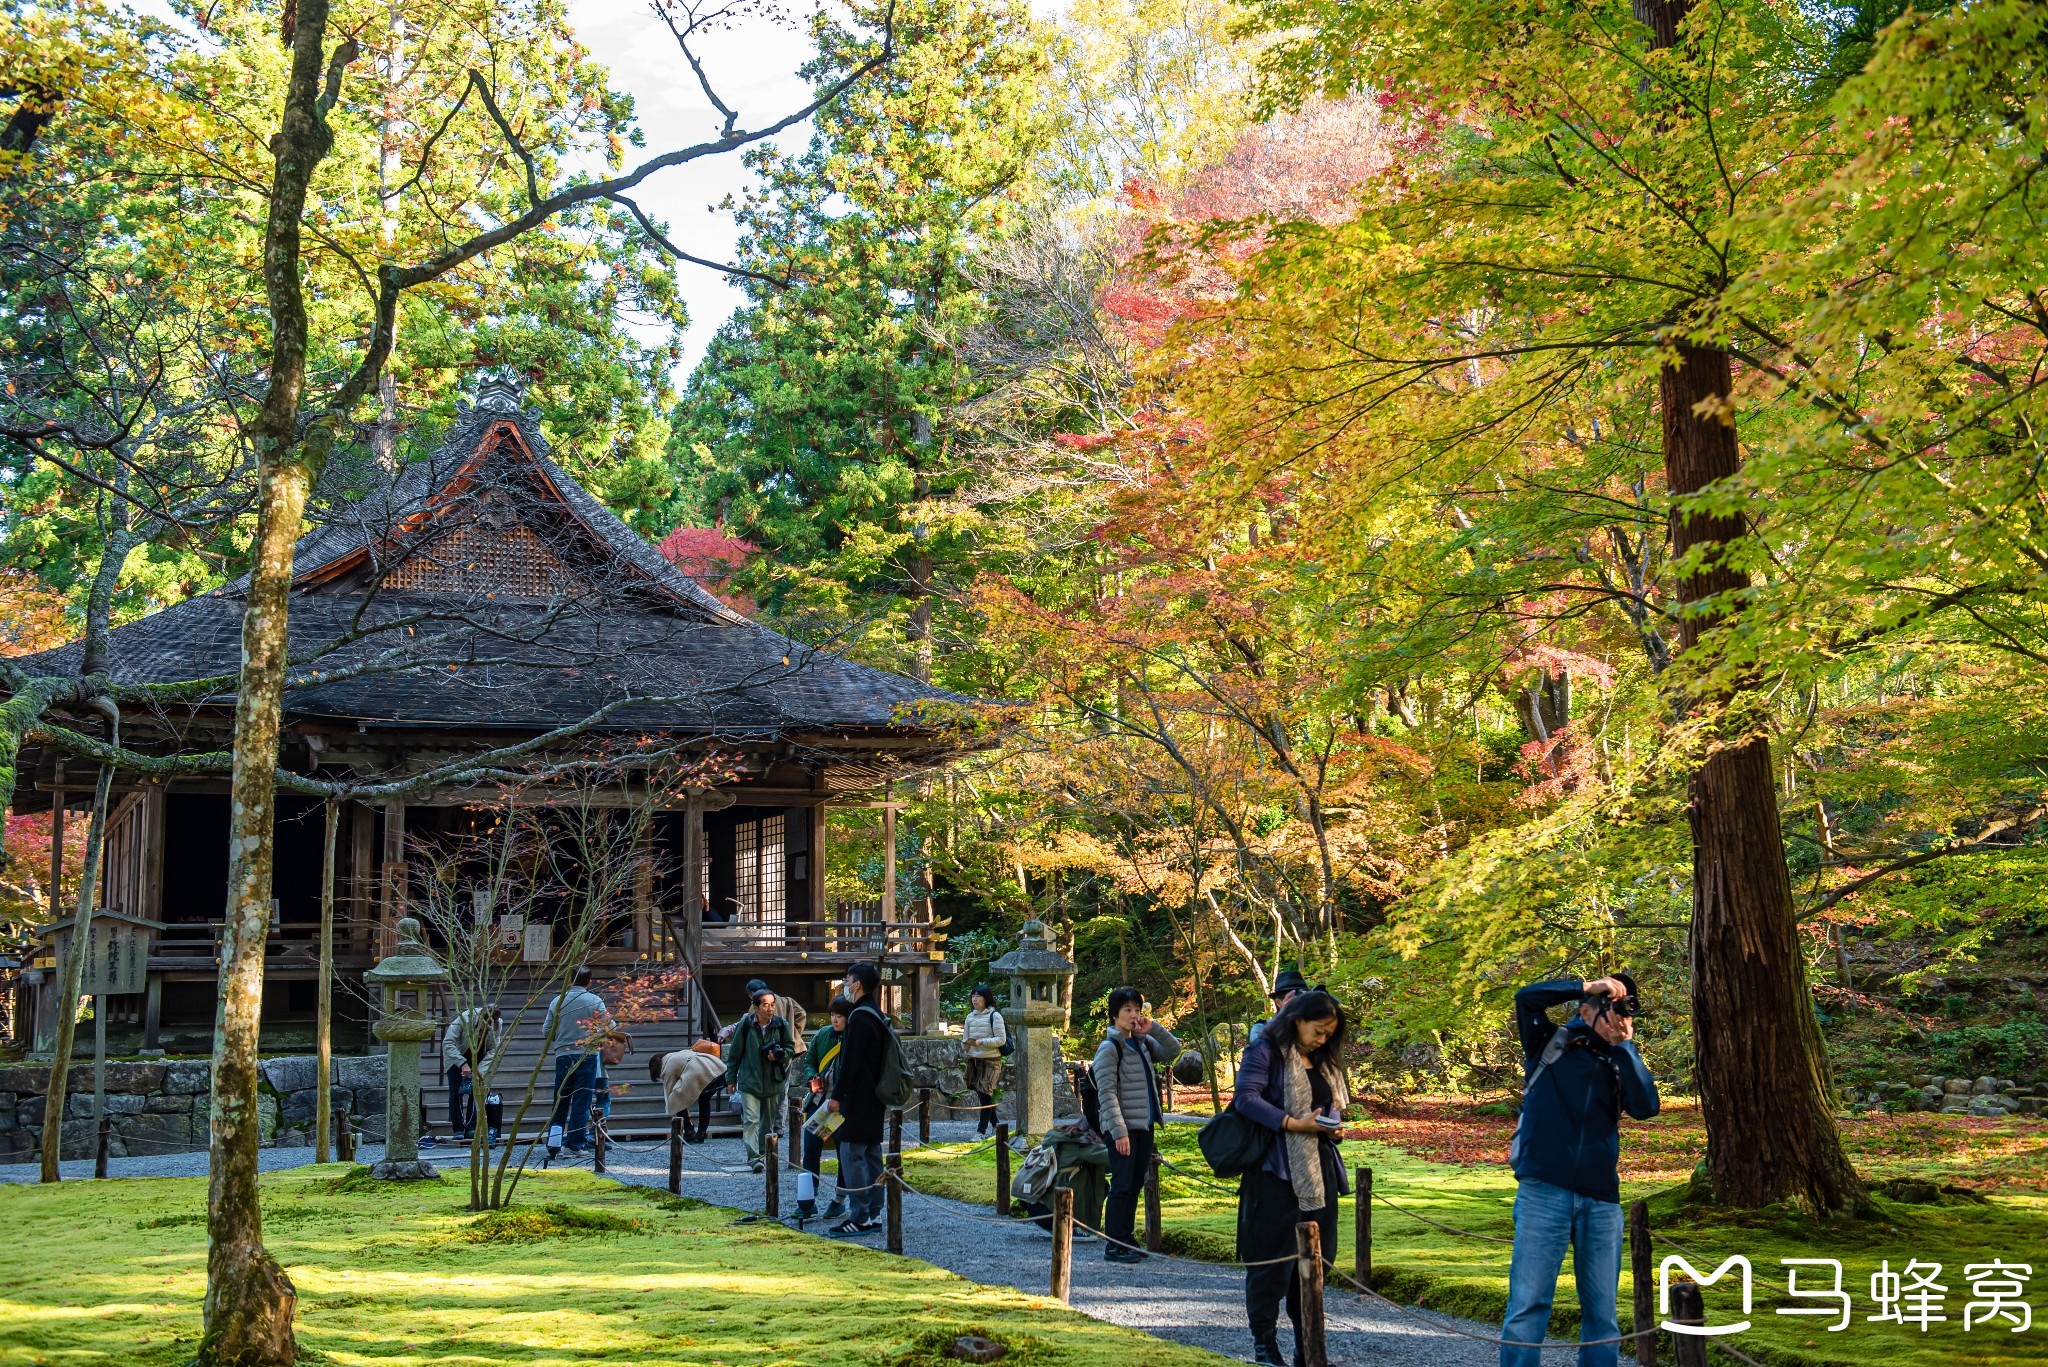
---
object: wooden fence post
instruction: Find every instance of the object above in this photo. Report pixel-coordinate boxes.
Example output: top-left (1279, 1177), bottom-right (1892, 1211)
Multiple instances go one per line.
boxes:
top-left (1629, 1199), bottom-right (1657, 1367)
top-left (1050, 1187), bottom-right (1075, 1303)
top-left (887, 1107), bottom-right (904, 1254)
top-left (94, 1116), bottom-right (110, 1179)
top-left (788, 1092), bottom-right (803, 1169)
top-left (921, 1087), bottom-right (934, 1145)
top-left (593, 1113), bottom-right (608, 1174)
top-left (995, 1121), bottom-right (1011, 1216)
top-left (1295, 1222), bottom-right (1328, 1367)
top-left (338, 1106), bottom-right (354, 1163)
top-left (765, 1132), bottom-right (780, 1218)
top-left (1143, 1149), bottom-right (1162, 1252)
top-left (1669, 1280), bottom-right (1707, 1367)
top-left (1355, 1166), bottom-right (1372, 1290)
top-left (668, 1116), bottom-right (683, 1195)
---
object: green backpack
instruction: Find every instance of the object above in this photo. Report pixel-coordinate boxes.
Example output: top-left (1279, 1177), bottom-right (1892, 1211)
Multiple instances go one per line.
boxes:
top-left (861, 1003), bottom-right (916, 1109)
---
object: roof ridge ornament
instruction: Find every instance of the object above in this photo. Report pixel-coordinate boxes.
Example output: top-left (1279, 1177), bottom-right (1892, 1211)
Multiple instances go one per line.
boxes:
top-left (470, 371), bottom-right (527, 415)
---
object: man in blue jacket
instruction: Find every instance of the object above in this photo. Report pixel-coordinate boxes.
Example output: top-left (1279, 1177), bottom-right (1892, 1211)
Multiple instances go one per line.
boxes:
top-left (1500, 974), bottom-right (1659, 1367)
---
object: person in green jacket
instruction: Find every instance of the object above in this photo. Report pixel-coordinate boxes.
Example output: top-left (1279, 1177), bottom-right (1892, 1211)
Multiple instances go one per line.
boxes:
top-left (800, 996), bottom-right (853, 1219)
top-left (725, 988), bottom-right (798, 1172)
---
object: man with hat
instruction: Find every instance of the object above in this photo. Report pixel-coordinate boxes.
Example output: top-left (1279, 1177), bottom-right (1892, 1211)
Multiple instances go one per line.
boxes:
top-left (1250, 967), bottom-right (1310, 1042)
top-left (718, 979), bottom-right (807, 1153)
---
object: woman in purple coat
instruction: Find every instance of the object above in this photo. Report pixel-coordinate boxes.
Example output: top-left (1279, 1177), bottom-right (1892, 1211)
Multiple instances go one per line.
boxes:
top-left (1231, 990), bottom-right (1351, 1366)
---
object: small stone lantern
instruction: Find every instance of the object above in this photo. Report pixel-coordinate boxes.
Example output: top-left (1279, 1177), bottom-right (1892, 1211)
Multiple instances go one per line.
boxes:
top-left (990, 919), bottom-right (1077, 1137)
top-left (364, 917), bottom-right (446, 1181)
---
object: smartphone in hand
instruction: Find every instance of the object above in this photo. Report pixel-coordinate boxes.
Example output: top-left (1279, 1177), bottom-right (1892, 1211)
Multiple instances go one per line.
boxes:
top-left (1313, 1112), bottom-right (1342, 1130)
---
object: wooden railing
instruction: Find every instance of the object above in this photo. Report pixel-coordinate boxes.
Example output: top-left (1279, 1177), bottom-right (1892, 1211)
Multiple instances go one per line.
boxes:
top-left (149, 918), bottom-right (385, 967)
top-left (700, 917), bottom-right (939, 957)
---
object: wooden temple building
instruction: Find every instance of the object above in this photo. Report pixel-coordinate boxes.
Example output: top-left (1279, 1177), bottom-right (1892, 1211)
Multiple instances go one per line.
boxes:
top-left (10, 382), bottom-right (989, 1129)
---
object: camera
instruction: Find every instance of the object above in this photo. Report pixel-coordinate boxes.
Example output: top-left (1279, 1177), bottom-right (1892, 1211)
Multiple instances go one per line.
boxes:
top-left (1588, 988), bottom-right (1639, 1019)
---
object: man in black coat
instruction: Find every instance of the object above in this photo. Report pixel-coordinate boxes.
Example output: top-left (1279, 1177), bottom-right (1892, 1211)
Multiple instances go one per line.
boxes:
top-left (824, 960), bottom-right (888, 1236)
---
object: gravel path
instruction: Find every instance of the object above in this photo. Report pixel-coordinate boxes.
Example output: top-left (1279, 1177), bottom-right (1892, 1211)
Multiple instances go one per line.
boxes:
top-left (2, 1122), bottom-right (1512, 1366)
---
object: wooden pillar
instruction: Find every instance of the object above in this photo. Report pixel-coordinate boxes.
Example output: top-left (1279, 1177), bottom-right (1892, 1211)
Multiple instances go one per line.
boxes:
top-left (380, 798), bottom-right (406, 953)
top-left (1629, 1199), bottom-right (1657, 1367)
top-left (349, 800), bottom-right (375, 955)
top-left (631, 813), bottom-right (654, 957)
top-left (142, 974), bottom-right (162, 1052)
top-left (141, 784), bottom-right (166, 926)
top-left (48, 789), bottom-right (65, 918)
top-left (808, 804), bottom-right (827, 922)
top-left (912, 964), bottom-right (938, 1036)
top-left (881, 791), bottom-right (896, 923)
top-left (682, 792), bottom-right (706, 1039)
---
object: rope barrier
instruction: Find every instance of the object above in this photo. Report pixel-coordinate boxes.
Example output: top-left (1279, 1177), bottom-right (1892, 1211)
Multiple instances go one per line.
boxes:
top-left (1369, 1192), bottom-right (1515, 1244)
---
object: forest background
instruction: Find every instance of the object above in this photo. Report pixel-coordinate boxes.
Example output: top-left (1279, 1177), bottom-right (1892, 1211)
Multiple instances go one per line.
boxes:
top-left (5, 0), bottom-right (2046, 1117)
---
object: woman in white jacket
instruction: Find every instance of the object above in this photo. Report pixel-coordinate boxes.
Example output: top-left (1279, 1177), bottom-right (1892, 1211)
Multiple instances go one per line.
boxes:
top-left (960, 985), bottom-right (1008, 1136)
top-left (651, 1041), bottom-right (728, 1143)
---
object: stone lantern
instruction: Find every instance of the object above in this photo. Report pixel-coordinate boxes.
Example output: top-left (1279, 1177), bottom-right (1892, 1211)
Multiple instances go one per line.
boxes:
top-left (990, 919), bottom-right (1077, 1137)
top-left (364, 917), bottom-right (446, 1181)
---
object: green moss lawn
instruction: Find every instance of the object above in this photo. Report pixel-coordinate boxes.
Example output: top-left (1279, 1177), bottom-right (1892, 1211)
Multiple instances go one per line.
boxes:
top-left (0, 1165), bottom-right (1233, 1367)
top-left (902, 1116), bottom-right (2048, 1367)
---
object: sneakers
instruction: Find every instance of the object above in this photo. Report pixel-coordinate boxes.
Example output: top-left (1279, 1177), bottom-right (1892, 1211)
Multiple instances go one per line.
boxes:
top-left (826, 1219), bottom-right (881, 1238)
top-left (750, 1160), bottom-right (765, 1173)
top-left (1251, 1334), bottom-right (1286, 1366)
top-left (1104, 1245), bottom-right (1147, 1264)
top-left (822, 1198), bottom-right (847, 1220)
top-left (418, 1135), bottom-right (439, 1149)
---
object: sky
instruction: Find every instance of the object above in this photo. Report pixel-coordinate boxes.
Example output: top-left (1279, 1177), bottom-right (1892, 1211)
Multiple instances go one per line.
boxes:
top-left (564, 1), bottom-right (820, 373)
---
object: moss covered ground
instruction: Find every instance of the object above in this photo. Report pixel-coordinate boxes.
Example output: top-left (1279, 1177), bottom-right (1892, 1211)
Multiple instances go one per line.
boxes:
top-left (0, 1165), bottom-right (1234, 1367)
top-left (900, 1119), bottom-right (2048, 1367)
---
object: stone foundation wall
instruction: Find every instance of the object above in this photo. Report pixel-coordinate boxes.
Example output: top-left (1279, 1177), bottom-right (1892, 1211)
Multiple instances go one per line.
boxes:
top-left (0, 1054), bottom-right (388, 1163)
top-left (898, 1035), bottom-right (1077, 1123)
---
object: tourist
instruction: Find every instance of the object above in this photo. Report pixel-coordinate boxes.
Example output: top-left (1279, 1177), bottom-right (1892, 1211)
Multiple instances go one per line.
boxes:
top-left (823, 961), bottom-right (888, 1237)
top-left (960, 984), bottom-right (1008, 1137)
top-left (542, 966), bottom-right (612, 1155)
top-left (1249, 967), bottom-right (1309, 1042)
top-left (444, 1003), bottom-right (503, 1143)
top-left (801, 995), bottom-right (853, 1220)
top-left (725, 987), bottom-right (798, 1172)
top-left (653, 1039), bottom-right (727, 1144)
top-left (1091, 987), bottom-right (1180, 1263)
top-left (1231, 989), bottom-right (1351, 1367)
top-left (1499, 974), bottom-right (1659, 1367)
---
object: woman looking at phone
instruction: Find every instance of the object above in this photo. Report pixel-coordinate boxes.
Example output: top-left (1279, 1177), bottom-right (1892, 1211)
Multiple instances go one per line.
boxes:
top-left (1230, 989), bottom-right (1351, 1366)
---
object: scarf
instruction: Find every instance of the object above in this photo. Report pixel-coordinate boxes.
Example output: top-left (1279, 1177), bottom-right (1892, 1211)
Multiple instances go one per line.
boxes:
top-left (1280, 1048), bottom-right (1350, 1212)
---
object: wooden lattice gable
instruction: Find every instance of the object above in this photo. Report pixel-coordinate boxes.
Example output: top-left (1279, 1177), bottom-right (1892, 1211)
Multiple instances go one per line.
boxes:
top-left (291, 391), bottom-right (734, 621)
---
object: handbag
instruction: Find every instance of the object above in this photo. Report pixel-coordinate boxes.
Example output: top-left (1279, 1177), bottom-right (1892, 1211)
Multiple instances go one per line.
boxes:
top-left (1196, 1100), bottom-right (1274, 1179)
top-left (597, 1030), bottom-right (633, 1066)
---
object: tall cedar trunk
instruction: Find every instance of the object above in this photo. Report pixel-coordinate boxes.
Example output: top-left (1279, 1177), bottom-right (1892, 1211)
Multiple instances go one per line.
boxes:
top-left (1662, 345), bottom-right (1862, 1212)
top-left (199, 2), bottom-right (338, 1359)
top-left (314, 801), bottom-right (339, 1163)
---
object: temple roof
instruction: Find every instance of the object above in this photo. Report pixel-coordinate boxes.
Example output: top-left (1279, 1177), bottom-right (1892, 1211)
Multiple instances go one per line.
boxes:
top-left (16, 384), bottom-right (984, 745)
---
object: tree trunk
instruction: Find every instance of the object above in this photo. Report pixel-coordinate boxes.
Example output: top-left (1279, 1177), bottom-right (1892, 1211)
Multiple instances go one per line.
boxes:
top-left (1662, 343), bottom-right (1862, 1213)
top-left (314, 800), bottom-right (338, 1163)
top-left (200, 1), bottom-right (341, 1356)
top-left (38, 753), bottom-right (114, 1181)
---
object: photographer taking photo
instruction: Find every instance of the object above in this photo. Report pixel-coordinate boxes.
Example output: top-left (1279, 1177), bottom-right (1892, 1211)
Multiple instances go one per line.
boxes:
top-left (726, 988), bottom-right (798, 1173)
top-left (1500, 973), bottom-right (1659, 1367)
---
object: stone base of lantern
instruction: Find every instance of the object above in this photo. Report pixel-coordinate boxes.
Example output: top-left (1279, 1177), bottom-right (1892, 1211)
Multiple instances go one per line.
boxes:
top-left (369, 1158), bottom-right (444, 1182)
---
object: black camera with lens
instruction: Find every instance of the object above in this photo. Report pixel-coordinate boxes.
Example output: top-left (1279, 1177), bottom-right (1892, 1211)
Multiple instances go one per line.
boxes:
top-left (1585, 977), bottom-right (1640, 1020)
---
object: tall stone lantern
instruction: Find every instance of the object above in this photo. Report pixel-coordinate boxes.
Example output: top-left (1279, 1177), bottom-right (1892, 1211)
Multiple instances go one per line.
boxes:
top-left (990, 919), bottom-right (1077, 1138)
top-left (364, 917), bottom-right (446, 1181)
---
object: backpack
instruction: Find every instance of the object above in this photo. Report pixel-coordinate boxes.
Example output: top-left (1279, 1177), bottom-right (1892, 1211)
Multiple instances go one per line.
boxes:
top-left (860, 1002), bottom-right (916, 1109)
top-left (1072, 1060), bottom-right (1103, 1136)
top-left (1506, 1026), bottom-right (1572, 1168)
top-left (1012, 1141), bottom-right (1059, 1205)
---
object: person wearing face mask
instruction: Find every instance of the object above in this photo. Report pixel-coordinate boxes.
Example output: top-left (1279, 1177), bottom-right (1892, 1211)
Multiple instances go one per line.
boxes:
top-left (1230, 989), bottom-right (1352, 1367)
top-left (1091, 986), bottom-right (1181, 1264)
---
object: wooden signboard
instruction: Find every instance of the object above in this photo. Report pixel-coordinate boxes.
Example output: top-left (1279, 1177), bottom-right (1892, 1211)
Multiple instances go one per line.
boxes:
top-left (46, 910), bottom-right (161, 996)
top-left (521, 922), bottom-right (551, 964)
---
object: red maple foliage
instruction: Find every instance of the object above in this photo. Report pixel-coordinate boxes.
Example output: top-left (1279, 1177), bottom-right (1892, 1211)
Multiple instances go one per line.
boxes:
top-left (655, 525), bottom-right (759, 614)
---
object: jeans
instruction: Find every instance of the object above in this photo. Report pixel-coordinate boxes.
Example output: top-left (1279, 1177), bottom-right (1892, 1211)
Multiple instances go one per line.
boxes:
top-left (740, 1090), bottom-right (779, 1163)
top-left (839, 1140), bottom-right (884, 1225)
top-left (446, 1064), bottom-right (473, 1136)
top-left (1500, 1177), bottom-right (1623, 1367)
top-left (550, 1054), bottom-right (599, 1149)
top-left (1104, 1127), bottom-right (1155, 1254)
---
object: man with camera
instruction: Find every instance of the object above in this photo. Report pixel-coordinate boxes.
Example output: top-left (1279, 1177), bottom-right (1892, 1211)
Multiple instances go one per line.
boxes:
top-left (726, 987), bottom-right (798, 1173)
top-left (1500, 973), bottom-right (1659, 1367)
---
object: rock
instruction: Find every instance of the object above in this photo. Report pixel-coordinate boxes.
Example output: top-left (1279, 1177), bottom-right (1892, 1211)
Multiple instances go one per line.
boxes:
top-left (273, 1126), bottom-right (309, 1149)
top-left (1881, 1178), bottom-right (1942, 1204)
top-left (101, 1062), bottom-right (166, 1094)
top-left (256, 1090), bottom-right (279, 1143)
top-left (1944, 1078), bottom-right (1972, 1094)
top-left (260, 1056), bottom-right (319, 1096)
top-left (1968, 1100), bottom-right (2007, 1118)
top-left (58, 1117), bottom-right (101, 1160)
top-left (120, 1110), bottom-right (195, 1150)
top-left (1974, 1076), bottom-right (1999, 1095)
top-left (144, 1092), bottom-right (192, 1114)
top-left (2016, 1098), bottom-right (2045, 1117)
top-left (163, 1061), bottom-right (210, 1094)
top-left (279, 1088), bottom-right (317, 1127)
top-left (104, 1093), bottom-right (143, 1116)
top-left (1911, 1075), bottom-right (1935, 1088)
top-left (1941, 1103), bottom-right (1971, 1115)
top-left (366, 1159), bottom-right (443, 1182)
top-left (333, 1055), bottom-right (387, 1096)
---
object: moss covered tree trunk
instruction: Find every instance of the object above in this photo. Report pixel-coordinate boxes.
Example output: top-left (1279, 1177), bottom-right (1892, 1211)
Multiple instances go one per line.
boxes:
top-left (199, 4), bottom-right (350, 1360)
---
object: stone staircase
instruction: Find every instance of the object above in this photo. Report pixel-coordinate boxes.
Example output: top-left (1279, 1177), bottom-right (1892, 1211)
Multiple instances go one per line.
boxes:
top-left (418, 971), bottom-right (727, 1142)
